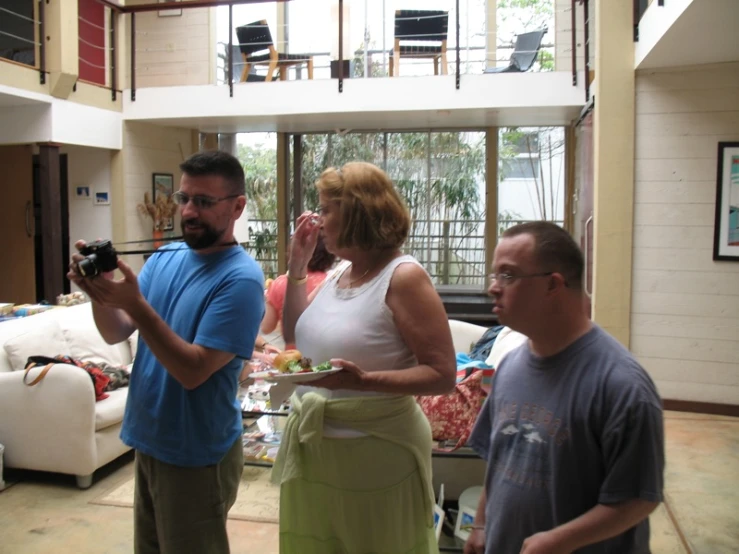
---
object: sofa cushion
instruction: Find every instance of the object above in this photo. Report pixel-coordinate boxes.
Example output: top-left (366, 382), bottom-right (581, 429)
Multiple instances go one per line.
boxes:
top-left (95, 386), bottom-right (129, 431)
top-left (485, 327), bottom-right (527, 369)
top-left (58, 305), bottom-right (132, 367)
top-left (128, 330), bottom-right (139, 359)
top-left (2, 319), bottom-right (70, 371)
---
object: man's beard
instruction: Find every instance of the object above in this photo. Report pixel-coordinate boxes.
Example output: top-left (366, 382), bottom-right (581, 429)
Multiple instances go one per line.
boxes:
top-left (181, 218), bottom-right (225, 250)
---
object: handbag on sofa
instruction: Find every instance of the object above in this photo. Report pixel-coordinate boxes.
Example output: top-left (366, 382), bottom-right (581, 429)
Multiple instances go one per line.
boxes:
top-left (24, 355), bottom-right (112, 401)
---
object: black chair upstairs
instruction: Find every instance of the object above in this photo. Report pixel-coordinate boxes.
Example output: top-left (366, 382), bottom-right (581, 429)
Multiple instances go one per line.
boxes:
top-left (390, 9), bottom-right (449, 77)
top-left (227, 44), bottom-right (265, 83)
top-left (485, 28), bottom-right (547, 74)
top-left (235, 20), bottom-right (314, 82)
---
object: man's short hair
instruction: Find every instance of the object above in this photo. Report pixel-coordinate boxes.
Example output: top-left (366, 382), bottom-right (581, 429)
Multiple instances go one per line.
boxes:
top-left (316, 162), bottom-right (410, 250)
top-left (502, 221), bottom-right (584, 290)
top-left (179, 150), bottom-right (245, 196)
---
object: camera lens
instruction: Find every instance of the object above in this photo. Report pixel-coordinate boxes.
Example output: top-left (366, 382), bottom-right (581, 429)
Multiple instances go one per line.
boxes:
top-left (77, 256), bottom-right (98, 277)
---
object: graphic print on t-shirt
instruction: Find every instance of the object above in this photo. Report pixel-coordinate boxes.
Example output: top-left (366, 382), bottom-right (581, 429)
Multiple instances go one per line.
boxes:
top-left (490, 400), bottom-right (571, 491)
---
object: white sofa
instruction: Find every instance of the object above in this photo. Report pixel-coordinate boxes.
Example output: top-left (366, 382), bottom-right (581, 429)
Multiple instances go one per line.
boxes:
top-left (0, 303), bottom-right (135, 488)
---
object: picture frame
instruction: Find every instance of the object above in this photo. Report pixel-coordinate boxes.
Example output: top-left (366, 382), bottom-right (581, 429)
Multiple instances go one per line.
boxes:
top-left (75, 186), bottom-right (90, 198)
top-left (712, 142), bottom-right (739, 261)
top-left (152, 172), bottom-right (175, 231)
top-left (94, 191), bottom-right (110, 206)
top-left (158, 0), bottom-right (182, 17)
top-left (433, 505), bottom-right (445, 542)
top-left (454, 505), bottom-right (477, 542)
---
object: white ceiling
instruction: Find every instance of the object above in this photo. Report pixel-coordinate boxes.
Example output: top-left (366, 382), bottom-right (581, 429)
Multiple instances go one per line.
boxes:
top-left (0, 90), bottom-right (48, 108)
top-left (139, 106), bottom-right (583, 135)
top-left (637, 0), bottom-right (739, 69)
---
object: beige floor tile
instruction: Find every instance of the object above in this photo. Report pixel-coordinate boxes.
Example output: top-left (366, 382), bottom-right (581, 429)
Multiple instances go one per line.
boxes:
top-left (665, 491), bottom-right (739, 554)
top-left (649, 502), bottom-right (689, 554)
top-left (664, 419), bottom-right (739, 497)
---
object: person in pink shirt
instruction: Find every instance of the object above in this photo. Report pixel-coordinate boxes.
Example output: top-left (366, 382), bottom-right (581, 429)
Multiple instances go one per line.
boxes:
top-left (260, 234), bottom-right (335, 337)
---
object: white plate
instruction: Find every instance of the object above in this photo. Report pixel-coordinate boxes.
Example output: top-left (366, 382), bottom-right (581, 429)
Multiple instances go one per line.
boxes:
top-left (251, 367), bottom-right (343, 383)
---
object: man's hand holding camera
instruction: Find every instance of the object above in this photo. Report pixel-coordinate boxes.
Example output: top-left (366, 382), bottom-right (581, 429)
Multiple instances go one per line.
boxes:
top-left (67, 240), bottom-right (143, 314)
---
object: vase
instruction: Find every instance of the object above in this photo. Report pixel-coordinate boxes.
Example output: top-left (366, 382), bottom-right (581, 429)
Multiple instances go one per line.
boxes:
top-left (153, 229), bottom-right (164, 249)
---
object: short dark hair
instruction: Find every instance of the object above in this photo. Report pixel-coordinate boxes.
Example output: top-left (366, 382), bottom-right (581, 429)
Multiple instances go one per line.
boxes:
top-left (316, 162), bottom-right (410, 250)
top-left (502, 221), bottom-right (584, 290)
top-left (179, 150), bottom-right (245, 196)
top-left (308, 233), bottom-right (336, 273)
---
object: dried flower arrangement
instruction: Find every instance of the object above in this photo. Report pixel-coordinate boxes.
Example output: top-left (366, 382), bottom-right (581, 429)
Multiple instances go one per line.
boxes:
top-left (137, 192), bottom-right (178, 232)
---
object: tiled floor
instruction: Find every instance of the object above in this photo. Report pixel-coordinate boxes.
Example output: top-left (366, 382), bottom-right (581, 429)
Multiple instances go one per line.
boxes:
top-left (0, 410), bottom-right (736, 553)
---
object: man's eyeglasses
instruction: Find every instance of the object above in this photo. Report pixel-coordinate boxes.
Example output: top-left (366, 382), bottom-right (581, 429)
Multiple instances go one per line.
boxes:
top-left (172, 191), bottom-right (240, 210)
top-left (489, 272), bottom-right (553, 287)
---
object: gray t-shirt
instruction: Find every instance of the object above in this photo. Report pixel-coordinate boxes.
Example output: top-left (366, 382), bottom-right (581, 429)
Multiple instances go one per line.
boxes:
top-left (467, 325), bottom-right (664, 554)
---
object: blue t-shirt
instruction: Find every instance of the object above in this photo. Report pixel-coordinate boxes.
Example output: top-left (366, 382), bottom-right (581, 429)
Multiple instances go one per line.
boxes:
top-left (121, 243), bottom-right (264, 466)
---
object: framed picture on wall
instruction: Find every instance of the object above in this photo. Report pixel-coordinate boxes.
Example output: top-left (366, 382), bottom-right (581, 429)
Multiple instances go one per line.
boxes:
top-left (712, 142), bottom-right (739, 261)
top-left (94, 191), bottom-right (110, 206)
top-left (152, 173), bottom-right (175, 231)
top-left (158, 0), bottom-right (182, 17)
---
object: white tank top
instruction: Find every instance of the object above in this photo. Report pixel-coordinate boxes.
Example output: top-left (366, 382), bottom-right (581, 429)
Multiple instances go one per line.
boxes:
top-left (294, 254), bottom-right (420, 404)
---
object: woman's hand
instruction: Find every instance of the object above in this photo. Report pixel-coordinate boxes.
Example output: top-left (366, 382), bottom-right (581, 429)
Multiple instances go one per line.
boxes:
top-left (288, 211), bottom-right (321, 277)
top-left (304, 358), bottom-right (367, 390)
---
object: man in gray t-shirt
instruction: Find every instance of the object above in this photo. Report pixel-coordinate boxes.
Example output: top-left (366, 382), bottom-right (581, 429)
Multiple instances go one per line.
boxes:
top-left (464, 222), bottom-right (664, 554)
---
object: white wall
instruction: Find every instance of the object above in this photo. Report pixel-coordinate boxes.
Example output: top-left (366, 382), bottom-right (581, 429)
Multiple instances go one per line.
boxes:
top-left (631, 62), bottom-right (739, 405)
top-left (61, 145), bottom-right (114, 291)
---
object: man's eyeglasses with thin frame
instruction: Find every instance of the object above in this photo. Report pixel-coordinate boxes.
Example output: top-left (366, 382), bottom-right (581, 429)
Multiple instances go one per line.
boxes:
top-left (488, 272), bottom-right (554, 287)
top-left (171, 191), bottom-right (240, 210)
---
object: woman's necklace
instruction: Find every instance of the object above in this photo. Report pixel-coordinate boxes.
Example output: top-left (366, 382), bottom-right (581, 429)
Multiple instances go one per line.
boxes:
top-left (347, 265), bottom-right (372, 288)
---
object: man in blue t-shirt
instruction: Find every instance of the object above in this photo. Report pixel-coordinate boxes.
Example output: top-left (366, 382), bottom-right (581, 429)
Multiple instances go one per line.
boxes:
top-left (464, 222), bottom-right (664, 554)
top-left (68, 150), bottom-right (264, 554)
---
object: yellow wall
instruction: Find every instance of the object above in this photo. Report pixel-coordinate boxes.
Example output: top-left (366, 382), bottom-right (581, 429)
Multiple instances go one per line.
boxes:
top-left (554, 0), bottom-right (587, 73)
top-left (631, 62), bottom-right (739, 405)
top-left (591, 0), bottom-right (635, 347)
top-left (112, 121), bottom-right (196, 272)
top-left (122, 1), bottom-right (213, 88)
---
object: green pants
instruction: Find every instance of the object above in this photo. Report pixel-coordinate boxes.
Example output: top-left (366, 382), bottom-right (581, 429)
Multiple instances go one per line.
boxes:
top-left (133, 437), bottom-right (243, 554)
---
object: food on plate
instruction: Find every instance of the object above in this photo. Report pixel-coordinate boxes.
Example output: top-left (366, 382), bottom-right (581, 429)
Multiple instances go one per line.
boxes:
top-left (272, 349), bottom-right (336, 374)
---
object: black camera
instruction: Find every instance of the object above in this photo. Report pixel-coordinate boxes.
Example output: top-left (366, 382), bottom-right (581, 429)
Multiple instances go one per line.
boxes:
top-left (77, 239), bottom-right (118, 277)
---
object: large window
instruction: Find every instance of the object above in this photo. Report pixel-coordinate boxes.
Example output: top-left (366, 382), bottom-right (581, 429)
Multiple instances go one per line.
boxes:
top-left (0, 0), bottom-right (36, 67)
top-left (498, 127), bottom-right (565, 235)
top-left (233, 127), bottom-right (567, 287)
top-left (299, 131), bottom-right (486, 287)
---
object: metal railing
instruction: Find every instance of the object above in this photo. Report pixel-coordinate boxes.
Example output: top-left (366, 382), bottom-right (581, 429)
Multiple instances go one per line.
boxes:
top-left (88, 0), bottom-right (585, 100)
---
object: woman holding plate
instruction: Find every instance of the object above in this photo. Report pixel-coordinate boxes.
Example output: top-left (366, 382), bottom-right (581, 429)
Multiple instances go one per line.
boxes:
top-left (271, 162), bottom-right (456, 554)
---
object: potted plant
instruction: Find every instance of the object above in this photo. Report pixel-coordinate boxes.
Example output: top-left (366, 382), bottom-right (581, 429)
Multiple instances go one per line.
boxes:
top-left (137, 192), bottom-right (178, 247)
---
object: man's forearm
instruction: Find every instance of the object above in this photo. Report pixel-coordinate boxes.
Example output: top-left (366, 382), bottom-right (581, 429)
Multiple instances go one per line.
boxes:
top-left (92, 303), bottom-right (136, 345)
top-left (474, 486), bottom-right (487, 527)
top-left (126, 297), bottom-right (224, 389)
top-left (550, 498), bottom-right (659, 552)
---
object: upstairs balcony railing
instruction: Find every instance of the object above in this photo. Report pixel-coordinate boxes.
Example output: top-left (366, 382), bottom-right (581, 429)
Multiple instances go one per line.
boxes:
top-left (81, 0), bottom-right (590, 102)
top-left (1, 1), bottom-right (592, 103)
top-left (0, 0), bottom-right (121, 99)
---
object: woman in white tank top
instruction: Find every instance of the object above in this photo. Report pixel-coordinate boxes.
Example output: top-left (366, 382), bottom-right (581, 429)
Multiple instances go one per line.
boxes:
top-left (269, 162), bottom-right (456, 554)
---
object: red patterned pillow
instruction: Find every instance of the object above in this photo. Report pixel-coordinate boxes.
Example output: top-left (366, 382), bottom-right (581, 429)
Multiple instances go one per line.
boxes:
top-left (416, 369), bottom-right (491, 451)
